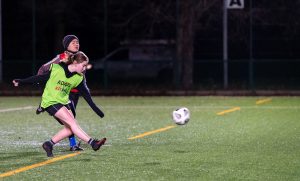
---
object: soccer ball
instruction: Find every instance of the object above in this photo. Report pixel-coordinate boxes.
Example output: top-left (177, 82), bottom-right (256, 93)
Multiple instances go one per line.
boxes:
top-left (172, 107), bottom-right (190, 125)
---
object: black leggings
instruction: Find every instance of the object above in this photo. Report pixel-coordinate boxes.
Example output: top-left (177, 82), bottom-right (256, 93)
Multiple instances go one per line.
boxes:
top-left (68, 92), bottom-right (80, 117)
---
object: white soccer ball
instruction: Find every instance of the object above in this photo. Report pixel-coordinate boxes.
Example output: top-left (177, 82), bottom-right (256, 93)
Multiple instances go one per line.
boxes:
top-left (172, 107), bottom-right (190, 125)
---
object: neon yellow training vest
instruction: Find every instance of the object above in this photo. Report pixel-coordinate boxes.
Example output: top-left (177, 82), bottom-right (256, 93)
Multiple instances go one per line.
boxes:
top-left (41, 64), bottom-right (83, 108)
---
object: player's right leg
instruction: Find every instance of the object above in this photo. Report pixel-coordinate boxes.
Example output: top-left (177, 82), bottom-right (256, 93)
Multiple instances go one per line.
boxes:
top-left (53, 106), bottom-right (106, 150)
top-left (42, 104), bottom-right (106, 157)
top-left (54, 106), bottom-right (90, 142)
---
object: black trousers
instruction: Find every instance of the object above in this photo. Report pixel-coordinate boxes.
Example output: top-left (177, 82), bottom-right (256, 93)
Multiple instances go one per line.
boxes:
top-left (68, 92), bottom-right (80, 118)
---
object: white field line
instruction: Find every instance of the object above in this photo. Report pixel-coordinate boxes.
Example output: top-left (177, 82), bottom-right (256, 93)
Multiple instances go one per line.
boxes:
top-left (0, 106), bottom-right (34, 113)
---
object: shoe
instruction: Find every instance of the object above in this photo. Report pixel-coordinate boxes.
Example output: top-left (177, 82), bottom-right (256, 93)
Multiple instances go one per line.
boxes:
top-left (70, 146), bottom-right (84, 151)
top-left (36, 105), bottom-right (44, 115)
top-left (92, 138), bottom-right (107, 151)
top-left (42, 141), bottom-right (53, 157)
top-left (70, 141), bottom-right (84, 151)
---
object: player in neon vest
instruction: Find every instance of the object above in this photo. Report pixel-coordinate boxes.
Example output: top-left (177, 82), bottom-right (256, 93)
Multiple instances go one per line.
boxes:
top-left (37, 35), bottom-right (85, 151)
top-left (13, 51), bottom-right (106, 157)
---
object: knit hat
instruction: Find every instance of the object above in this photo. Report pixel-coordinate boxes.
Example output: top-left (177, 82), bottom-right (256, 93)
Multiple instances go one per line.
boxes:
top-left (62, 35), bottom-right (79, 50)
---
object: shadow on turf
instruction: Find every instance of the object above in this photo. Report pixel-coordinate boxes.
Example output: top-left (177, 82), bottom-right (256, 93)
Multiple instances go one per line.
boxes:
top-left (144, 162), bottom-right (161, 166)
top-left (173, 150), bottom-right (188, 154)
top-left (0, 151), bottom-right (39, 160)
top-left (0, 151), bottom-right (43, 171)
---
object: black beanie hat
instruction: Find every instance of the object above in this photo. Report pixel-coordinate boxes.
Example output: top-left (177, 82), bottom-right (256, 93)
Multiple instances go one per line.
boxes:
top-left (62, 35), bottom-right (79, 50)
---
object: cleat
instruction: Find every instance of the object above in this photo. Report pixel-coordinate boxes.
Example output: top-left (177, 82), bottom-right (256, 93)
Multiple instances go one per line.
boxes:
top-left (70, 141), bottom-right (84, 151)
top-left (70, 146), bottom-right (84, 151)
top-left (42, 141), bottom-right (53, 157)
top-left (92, 138), bottom-right (106, 151)
top-left (36, 105), bottom-right (44, 115)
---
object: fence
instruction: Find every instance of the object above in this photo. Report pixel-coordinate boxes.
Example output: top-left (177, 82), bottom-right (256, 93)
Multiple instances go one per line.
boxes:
top-left (2, 58), bottom-right (300, 91)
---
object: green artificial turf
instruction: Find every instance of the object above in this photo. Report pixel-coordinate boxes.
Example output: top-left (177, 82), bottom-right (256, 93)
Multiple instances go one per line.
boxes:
top-left (0, 96), bottom-right (299, 180)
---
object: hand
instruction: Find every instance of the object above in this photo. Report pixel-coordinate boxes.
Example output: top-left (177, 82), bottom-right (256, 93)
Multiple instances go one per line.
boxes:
top-left (12, 79), bottom-right (20, 87)
top-left (100, 112), bottom-right (104, 118)
top-left (99, 110), bottom-right (104, 118)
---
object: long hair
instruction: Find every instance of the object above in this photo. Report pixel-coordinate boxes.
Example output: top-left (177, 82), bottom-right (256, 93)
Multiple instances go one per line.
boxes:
top-left (65, 51), bottom-right (89, 65)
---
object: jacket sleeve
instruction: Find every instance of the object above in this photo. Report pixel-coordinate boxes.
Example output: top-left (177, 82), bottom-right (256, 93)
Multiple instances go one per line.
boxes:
top-left (37, 55), bottom-right (60, 75)
top-left (76, 78), bottom-right (105, 118)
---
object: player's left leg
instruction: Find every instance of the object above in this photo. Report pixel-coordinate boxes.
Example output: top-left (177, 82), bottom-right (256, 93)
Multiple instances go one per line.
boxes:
top-left (43, 125), bottom-right (73, 157)
top-left (54, 106), bottom-right (107, 151)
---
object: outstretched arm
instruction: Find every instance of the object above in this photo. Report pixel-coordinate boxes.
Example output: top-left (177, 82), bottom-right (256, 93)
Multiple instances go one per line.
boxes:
top-left (76, 78), bottom-right (104, 118)
top-left (13, 72), bottom-right (50, 87)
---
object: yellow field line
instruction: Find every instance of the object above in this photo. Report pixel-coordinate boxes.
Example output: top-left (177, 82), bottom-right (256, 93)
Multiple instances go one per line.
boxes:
top-left (256, 98), bottom-right (272, 105)
top-left (217, 107), bottom-right (240, 115)
top-left (128, 125), bottom-right (176, 140)
top-left (0, 152), bottom-right (81, 178)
